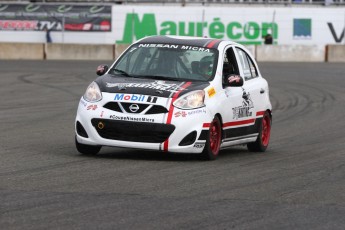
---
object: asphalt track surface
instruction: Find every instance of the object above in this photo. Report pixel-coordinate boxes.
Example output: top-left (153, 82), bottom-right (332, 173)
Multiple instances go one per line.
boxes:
top-left (1, 60), bottom-right (345, 230)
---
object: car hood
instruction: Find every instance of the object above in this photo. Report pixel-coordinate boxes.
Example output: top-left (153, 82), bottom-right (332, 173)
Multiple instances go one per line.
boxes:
top-left (95, 74), bottom-right (210, 98)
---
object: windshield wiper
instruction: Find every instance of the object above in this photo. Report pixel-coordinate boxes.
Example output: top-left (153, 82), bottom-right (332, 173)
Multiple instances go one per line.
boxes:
top-left (138, 75), bottom-right (181, 81)
top-left (112, 68), bottom-right (131, 77)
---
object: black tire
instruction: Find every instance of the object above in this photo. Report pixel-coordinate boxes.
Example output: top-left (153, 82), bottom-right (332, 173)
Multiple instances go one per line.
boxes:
top-left (247, 111), bottom-right (271, 152)
top-left (200, 116), bottom-right (222, 160)
top-left (75, 136), bottom-right (101, 155)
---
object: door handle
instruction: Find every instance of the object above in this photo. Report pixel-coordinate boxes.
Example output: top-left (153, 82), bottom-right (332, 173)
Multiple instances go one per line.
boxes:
top-left (260, 88), bottom-right (265, 94)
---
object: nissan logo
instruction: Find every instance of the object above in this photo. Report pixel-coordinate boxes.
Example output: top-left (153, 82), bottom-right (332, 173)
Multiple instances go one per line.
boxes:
top-left (129, 104), bottom-right (140, 113)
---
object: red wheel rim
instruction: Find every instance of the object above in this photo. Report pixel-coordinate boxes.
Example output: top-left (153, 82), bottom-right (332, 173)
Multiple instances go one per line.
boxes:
top-left (261, 114), bottom-right (271, 147)
top-left (209, 119), bottom-right (221, 155)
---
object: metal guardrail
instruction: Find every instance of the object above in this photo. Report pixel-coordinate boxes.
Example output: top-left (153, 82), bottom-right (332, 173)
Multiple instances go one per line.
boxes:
top-left (2, 0), bottom-right (345, 5)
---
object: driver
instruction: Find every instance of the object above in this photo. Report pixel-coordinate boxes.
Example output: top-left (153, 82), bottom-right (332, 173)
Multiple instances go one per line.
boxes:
top-left (199, 56), bottom-right (213, 79)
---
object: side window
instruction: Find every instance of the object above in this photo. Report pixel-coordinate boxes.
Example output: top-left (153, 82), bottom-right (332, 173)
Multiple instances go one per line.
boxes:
top-left (236, 48), bottom-right (252, 80)
top-left (235, 48), bottom-right (258, 80)
top-left (247, 55), bottom-right (258, 78)
top-left (223, 47), bottom-right (239, 77)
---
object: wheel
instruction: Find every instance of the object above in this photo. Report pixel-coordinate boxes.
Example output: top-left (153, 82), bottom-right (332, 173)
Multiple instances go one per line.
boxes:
top-left (201, 116), bottom-right (222, 160)
top-left (247, 111), bottom-right (271, 152)
top-left (75, 136), bottom-right (101, 155)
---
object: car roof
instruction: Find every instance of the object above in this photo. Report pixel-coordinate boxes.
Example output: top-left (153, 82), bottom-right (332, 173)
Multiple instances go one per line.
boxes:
top-left (136, 35), bottom-right (238, 49)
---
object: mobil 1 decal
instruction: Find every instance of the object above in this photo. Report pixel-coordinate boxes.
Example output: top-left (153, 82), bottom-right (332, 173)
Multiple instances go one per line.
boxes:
top-left (232, 90), bottom-right (254, 119)
top-left (113, 93), bottom-right (157, 103)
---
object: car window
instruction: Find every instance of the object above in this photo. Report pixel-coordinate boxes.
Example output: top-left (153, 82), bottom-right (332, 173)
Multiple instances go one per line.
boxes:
top-left (235, 48), bottom-right (258, 80)
top-left (223, 47), bottom-right (239, 77)
top-left (235, 48), bottom-right (252, 80)
top-left (246, 54), bottom-right (258, 78)
top-left (113, 44), bottom-right (219, 82)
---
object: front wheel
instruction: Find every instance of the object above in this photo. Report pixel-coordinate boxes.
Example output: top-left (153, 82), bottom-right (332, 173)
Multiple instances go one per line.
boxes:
top-left (200, 116), bottom-right (222, 160)
top-left (247, 111), bottom-right (271, 152)
top-left (75, 136), bottom-right (101, 155)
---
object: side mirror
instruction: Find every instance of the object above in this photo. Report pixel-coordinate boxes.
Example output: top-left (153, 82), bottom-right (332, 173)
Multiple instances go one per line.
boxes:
top-left (224, 74), bottom-right (244, 87)
top-left (96, 65), bottom-right (109, 76)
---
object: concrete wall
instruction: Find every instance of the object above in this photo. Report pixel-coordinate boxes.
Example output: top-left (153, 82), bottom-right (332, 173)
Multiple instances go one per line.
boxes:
top-left (0, 43), bottom-right (44, 60)
top-left (327, 45), bottom-right (345, 63)
top-left (256, 45), bottom-right (325, 62)
top-left (1, 43), bottom-right (344, 62)
top-left (45, 44), bottom-right (114, 60)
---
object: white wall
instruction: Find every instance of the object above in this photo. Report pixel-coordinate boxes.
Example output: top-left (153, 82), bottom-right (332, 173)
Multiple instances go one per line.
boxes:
top-left (0, 5), bottom-right (344, 45)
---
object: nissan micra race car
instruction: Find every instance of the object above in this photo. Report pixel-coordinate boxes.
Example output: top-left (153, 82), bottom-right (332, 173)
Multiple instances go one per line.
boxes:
top-left (75, 35), bottom-right (272, 160)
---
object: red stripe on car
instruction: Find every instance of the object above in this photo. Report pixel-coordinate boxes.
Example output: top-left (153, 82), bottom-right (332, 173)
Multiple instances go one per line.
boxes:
top-left (203, 123), bottom-right (211, 128)
top-left (163, 82), bottom-right (192, 152)
top-left (206, 39), bottom-right (219, 48)
top-left (256, 111), bottom-right (265, 116)
top-left (223, 119), bottom-right (256, 128)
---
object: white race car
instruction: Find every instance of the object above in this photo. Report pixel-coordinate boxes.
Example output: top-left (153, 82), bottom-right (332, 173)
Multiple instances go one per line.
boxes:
top-left (75, 35), bottom-right (272, 160)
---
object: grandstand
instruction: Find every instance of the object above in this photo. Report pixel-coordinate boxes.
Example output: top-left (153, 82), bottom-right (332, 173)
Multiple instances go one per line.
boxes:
top-left (2, 0), bottom-right (344, 6)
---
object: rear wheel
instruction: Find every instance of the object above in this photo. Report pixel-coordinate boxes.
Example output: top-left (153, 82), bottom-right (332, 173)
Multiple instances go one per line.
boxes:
top-left (75, 136), bottom-right (101, 155)
top-left (201, 116), bottom-right (222, 160)
top-left (247, 111), bottom-right (271, 152)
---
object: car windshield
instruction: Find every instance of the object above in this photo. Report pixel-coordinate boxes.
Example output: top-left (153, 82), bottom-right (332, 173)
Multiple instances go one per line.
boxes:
top-left (110, 43), bottom-right (218, 82)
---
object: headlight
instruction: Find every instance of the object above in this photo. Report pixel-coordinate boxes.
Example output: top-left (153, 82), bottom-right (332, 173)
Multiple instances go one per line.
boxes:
top-left (83, 82), bottom-right (102, 102)
top-left (173, 90), bottom-right (205, 109)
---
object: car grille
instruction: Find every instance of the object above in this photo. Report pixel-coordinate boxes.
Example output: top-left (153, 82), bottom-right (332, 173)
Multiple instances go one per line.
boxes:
top-left (91, 119), bottom-right (175, 143)
top-left (103, 102), bottom-right (168, 114)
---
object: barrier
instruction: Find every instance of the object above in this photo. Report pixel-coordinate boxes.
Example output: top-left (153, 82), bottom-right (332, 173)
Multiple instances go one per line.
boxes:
top-left (45, 44), bottom-right (114, 60)
top-left (327, 45), bottom-right (345, 62)
top-left (1, 42), bottom-right (344, 62)
top-left (0, 43), bottom-right (44, 60)
top-left (256, 45), bottom-right (325, 62)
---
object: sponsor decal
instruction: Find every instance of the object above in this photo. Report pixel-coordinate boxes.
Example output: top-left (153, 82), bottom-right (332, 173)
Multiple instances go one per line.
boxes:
top-left (107, 81), bottom-right (184, 93)
top-left (327, 22), bottom-right (344, 43)
top-left (26, 4), bottom-right (40, 13)
top-left (207, 87), bottom-right (216, 98)
top-left (65, 23), bottom-right (92, 31)
top-left (147, 96), bottom-right (158, 103)
top-left (57, 5), bottom-right (73, 13)
top-left (174, 108), bottom-right (206, 118)
top-left (138, 44), bottom-right (210, 52)
top-left (100, 111), bottom-right (104, 117)
top-left (114, 93), bottom-right (146, 102)
top-left (193, 143), bottom-right (205, 149)
top-left (188, 109), bottom-right (206, 115)
top-left (228, 75), bottom-right (241, 83)
top-left (116, 13), bottom-right (278, 45)
top-left (232, 91), bottom-right (254, 119)
top-left (293, 19), bottom-right (312, 40)
top-left (0, 20), bottom-right (37, 30)
top-left (79, 99), bottom-right (87, 107)
top-left (174, 111), bottom-right (187, 118)
top-left (109, 115), bottom-right (154, 122)
top-left (87, 104), bottom-right (98, 110)
top-left (0, 4), bottom-right (111, 32)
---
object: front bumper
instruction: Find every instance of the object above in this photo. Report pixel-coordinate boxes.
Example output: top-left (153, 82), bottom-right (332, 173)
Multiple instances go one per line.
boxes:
top-left (75, 96), bottom-right (212, 154)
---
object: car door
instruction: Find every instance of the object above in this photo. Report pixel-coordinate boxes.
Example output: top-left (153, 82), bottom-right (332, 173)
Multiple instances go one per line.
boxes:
top-left (221, 46), bottom-right (250, 142)
top-left (234, 46), bottom-right (266, 135)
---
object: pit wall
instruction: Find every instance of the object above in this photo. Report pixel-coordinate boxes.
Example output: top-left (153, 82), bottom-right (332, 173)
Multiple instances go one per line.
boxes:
top-left (0, 43), bottom-right (344, 62)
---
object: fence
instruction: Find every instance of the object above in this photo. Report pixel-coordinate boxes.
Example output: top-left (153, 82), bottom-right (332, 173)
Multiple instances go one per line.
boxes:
top-left (2, 0), bottom-right (345, 5)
